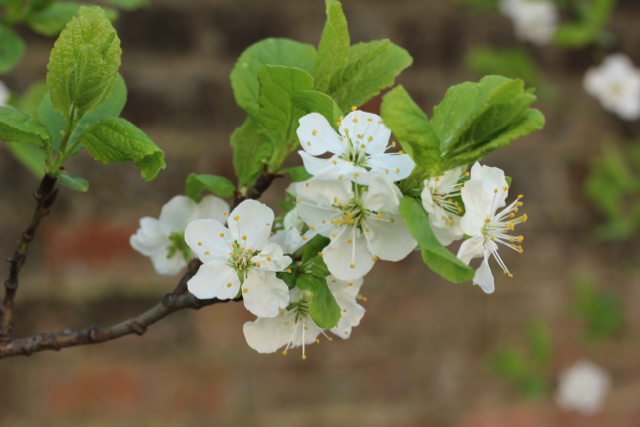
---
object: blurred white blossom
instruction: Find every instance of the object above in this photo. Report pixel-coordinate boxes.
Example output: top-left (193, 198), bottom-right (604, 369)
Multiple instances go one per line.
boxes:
top-left (556, 359), bottom-right (612, 415)
top-left (130, 195), bottom-right (229, 275)
top-left (499, 0), bottom-right (559, 46)
top-left (0, 80), bottom-right (9, 107)
top-left (584, 53), bottom-right (640, 121)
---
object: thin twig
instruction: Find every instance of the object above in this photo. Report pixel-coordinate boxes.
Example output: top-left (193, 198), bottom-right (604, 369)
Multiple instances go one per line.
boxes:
top-left (233, 168), bottom-right (280, 209)
top-left (1, 174), bottom-right (58, 340)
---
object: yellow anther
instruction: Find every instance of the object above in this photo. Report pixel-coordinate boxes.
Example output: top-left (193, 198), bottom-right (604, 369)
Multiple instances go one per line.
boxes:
top-left (331, 233), bottom-right (336, 237)
top-left (494, 189), bottom-right (498, 193)
top-left (354, 173), bottom-right (359, 178)
top-left (396, 168), bottom-right (400, 173)
top-left (392, 142), bottom-right (396, 148)
top-left (316, 339), bottom-right (320, 344)
top-left (385, 169), bottom-right (389, 174)
top-left (442, 216), bottom-right (446, 220)
top-left (227, 282), bottom-right (232, 287)
top-left (523, 214), bottom-right (528, 222)
top-left (367, 118), bottom-right (372, 122)
top-left (372, 256), bottom-right (378, 261)
top-left (339, 175), bottom-right (343, 180)
top-left (510, 213), bottom-right (515, 218)
top-left (353, 118), bottom-right (358, 123)
top-left (297, 198), bottom-right (301, 203)
top-left (285, 322), bottom-right (289, 325)
top-left (344, 128), bottom-right (349, 133)
top-left (280, 311), bottom-right (284, 316)
top-left (503, 270), bottom-right (508, 275)
top-left (332, 279), bottom-right (336, 283)
top-left (368, 136), bottom-right (373, 142)
top-left (340, 116), bottom-right (344, 120)
top-left (198, 242), bottom-right (202, 246)
top-left (377, 213), bottom-right (382, 219)
top-left (450, 221), bottom-right (454, 226)
top-left (307, 141), bottom-right (311, 146)
top-left (365, 227), bottom-right (369, 232)
top-left (350, 264), bottom-right (355, 269)
top-left (379, 120), bottom-right (383, 124)
top-left (361, 144), bottom-right (365, 149)
top-left (286, 269), bottom-right (292, 273)
top-left (318, 252), bottom-right (323, 256)
top-left (234, 215), bottom-right (239, 220)
top-left (322, 220), bottom-right (326, 224)
top-left (267, 257), bottom-right (271, 261)
top-left (302, 355), bottom-right (307, 360)
top-left (518, 194), bottom-right (523, 199)
top-left (312, 130), bottom-right (317, 136)
top-left (518, 236), bottom-right (524, 242)
top-left (337, 121), bottom-right (341, 126)
top-left (240, 247), bottom-right (244, 251)
top-left (509, 237), bottom-right (514, 242)
top-left (302, 236), bottom-right (307, 240)
top-left (204, 251), bottom-right (210, 255)
top-left (232, 243), bottom-right (237, 248)
top-left (242, 235), bottom-right (247, 240)
top-left (351, 106), bottom-right (357, 111)
top-left (465, 172), bottom-right (470, 177)
top-left (511, 244), bottom-right (516, 248)
top-left (339, 202), bottom-right (343, 207)
top-left (345, 331), bottom-right (349, 335)
top-left (357, 134), bottom-right (363, 139)
top-left (333, 160), bottom-right (337, 165)
top-left (390, 218), bottom-right (394, 223)
top-left (242, 288), bottom-right (248, 294)
top-left (503, 186), bottom-right (508, 191)
top-left (306, 182), bottom-right (309, 187)
top-left (398, 151), bottom-right (403, 154)
top-left (282, 350), bottom-right (287, 355)
top-left (255, 263), bottom-right (260, 267)
top-left (448, 215), bottom-right (453, 220)
top-left (224, 212), bottom-right (228, 216)
top-left (310, 225), bottom-right (316, 230)
top-left (349, 282), bottom-right (353, 286)
top-left (486, 218), bottom-right (491, 223)
top-left (347, 239), bottom-right (352, 243)
top-left (508, 274), bottom-right (513, 278)
top-left (334, 197), bottom-right (338, 203)
top-left (514, 207), bottom-right (519, 213)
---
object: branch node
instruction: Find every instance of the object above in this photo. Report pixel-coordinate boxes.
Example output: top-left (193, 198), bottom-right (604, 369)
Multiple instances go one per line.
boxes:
top-left (130, 322), bottom-right (146, 336)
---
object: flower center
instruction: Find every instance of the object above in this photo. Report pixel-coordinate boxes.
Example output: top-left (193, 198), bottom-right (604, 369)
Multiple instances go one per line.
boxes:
top-left (227, 241), bottom-right (257, 272)
top-left (167, 231), bottom-right (191, 263)
top-left (338, 133), bottom-right (369, 168)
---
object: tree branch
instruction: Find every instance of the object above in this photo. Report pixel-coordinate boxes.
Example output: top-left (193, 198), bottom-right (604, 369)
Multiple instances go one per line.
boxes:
top-left (0, 172), bottom-right (279, 359)
top-left (1, 174), bottom-right (58, 340)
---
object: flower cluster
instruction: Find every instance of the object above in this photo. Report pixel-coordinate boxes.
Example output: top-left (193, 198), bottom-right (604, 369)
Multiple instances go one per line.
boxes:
top-left (130, 109), bottom-right (528, 358)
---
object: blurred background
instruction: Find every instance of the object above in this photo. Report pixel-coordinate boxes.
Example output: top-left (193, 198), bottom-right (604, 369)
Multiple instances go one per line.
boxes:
top-left (1, 0), bottom-right (640, 425)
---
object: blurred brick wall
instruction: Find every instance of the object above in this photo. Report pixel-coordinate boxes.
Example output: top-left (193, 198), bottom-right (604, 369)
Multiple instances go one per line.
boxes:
top-left (1, 0), bottom-right (640, 425)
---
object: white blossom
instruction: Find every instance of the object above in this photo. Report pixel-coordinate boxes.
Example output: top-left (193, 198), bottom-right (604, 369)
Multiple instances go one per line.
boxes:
top-left (0, 81), bottom-right (9, 107)
top-left (499, 0), bottom-right (559, 46)
top-left (421, 167), bottom-right (467, 246)
top-left (296, 109), bottom-right (415, 184)
top-left (243, 275), bottom-right (366, 358)
top-left (584, 53), bottom-right (640, 121)
top-left (269, 207), bottom-right (306, 254)
top-left (456, 163), bottom-right (526, 294)
top-left (556, 359), bottom-right (612, 415)
top-left (295, 173), bottom-right (417, 280)
top-left (130, 195), bottom-right (229, 275)
top-left (185, 200), bottom-right (291, 318)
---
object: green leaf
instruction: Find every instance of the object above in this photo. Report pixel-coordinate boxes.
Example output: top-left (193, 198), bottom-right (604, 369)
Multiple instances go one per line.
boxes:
top-left (256, 65), bottom-right (314, 167)
top-left (46, 6), bottom-right (122, 122)
top-left (58, 173), bottom-right (89, 191)
top-left (431, 76), bottom-right (544, 169)
top-left (0, 107), bottom-right (52, 151)
top-left (78, 117), bottom-right (165, 181)
top-left (101, 0), bottom-right (149, 11)
top-left (399, 196), bottom-right (475, 283)
top-left (27, 0), bottom-right (57, 15)
top-left (291, 90), bottom-right (343, 132)
top-left (185, 173), bottom-right (235, 201)
top-left (28, 3), bottom-right (119, 37)
top-left (296, 273), bottom-right (341, 329)
top-left (489, 347), bottom-right (527, 383)
top-left (313, 0), bottom-right (350, 93)
top-left (573, 278), bottom-right (624, 341)
top-left (280, 165), bottom-right (312, 182)
top-left (3, 141), bottom-right (46, 177)
top-left (231, 38), bottom-right (316, 117)
top-left (298, 234), bottom-right (331, 278)
top-left (0, 24), bottom-right (26, 73)
top-left (277, 261), bottom-right (299, 289)
top-left (231, 116), bottom-right (273, 188)
top-left (554, 0), bottom-right (615, 49)
top-left (381, 86), bottom-right (441, 176)
top-left (465, 46), bottom-right (542, 85)
top-left (38, 93), bottom-right (66, 151)
top-left (328, 40), bottom-right (412, 112)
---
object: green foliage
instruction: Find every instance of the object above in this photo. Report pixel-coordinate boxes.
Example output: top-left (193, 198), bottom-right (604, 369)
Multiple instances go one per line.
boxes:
top-left (465, 46), bottom-right (542, 86)
top-left (0, 23), bottom-right (26, 73)
top-left (584, 142), bottom-right (640, 240)
top-left (295, 273), bottom-right (341, 329)
top-left (277, 261), bottom-right (299, 289)
top-left (15, 81), bottom-right (49, 118)
top-left (230, 38), bottom-right (316, 117)
top-left (231, 116), bottom-right (273, 188)
top-left (101, 0), bottom-right (149, 11)
top-left (291, 90), bottom-right (343, 132)
top-left (573, 277), bottom-right (624, 341)
top-left (185, 173), bottom-right (235, 201)
top-left (298, 235), bottom-right (331, 279)
top-left (78, 117), bottom-right (165, 181)
top-left (46, 6), bottom-right (121, 122)
top-left (3, 141), bottom-right (46, 177)
top-left (381, 86), bottom-right (441, 177)
top-left (328, 40), bottom-right (412, 112)
top-left (313, 0), bottom-right (350, 94)
top-left (399, 196), bottom-right (475, 283)
top-left (488, 321), bottom-right (553, 399)
top-left (27, 3), bottom-right (119, 37)
top-left (432, 75), bottom-right (544, 170)
top-left (280, 165), bottom-right (312, 182)
top-left (0, 107), bottom-right (52, 151)
top-left (57, 173), bottom-right (88, 191)
top-left (38, 93), bottom-right (66, 151)
top-left (554, 0), bottom-right (616, 49)
top-left (257, 65), bottom-right (314, 169)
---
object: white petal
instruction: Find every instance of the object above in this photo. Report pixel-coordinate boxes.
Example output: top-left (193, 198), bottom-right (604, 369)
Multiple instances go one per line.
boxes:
top-left (365, 216), bottom-right (416, 262)
top-left (253, 243), bottom-right (292, 271)
top-left (459, 211), bottom-right (486, 237)
top-left (298, 150), bottom-right (335, 176)
top-left (187, 260), bottom-right (241, 300)
top-left (184, 219), bottom-right (233, 261)
top-left (461, 179), bottom-right (494, 217)
top-left (457, 235), bottom-right (485, 265)
top-left (227, 200), bottom-right (274, 251)
top-left (130, 217), bottom-right (170, 256)
top-left (242, 269), bottom-right (289, 317)
top-left (149, 248), bottom-right (187, 275)
top-left (327, 275), bottom-right (364, 296)
top-left (323, 227), bottom-right (375, 280)
top-left (243, 313), bottom-right (297, 353)
top-left (361, 173), bottom-right (402, 214)
top-left (473, 254), bottom-right (495, 294)
top-left (333, 291), bottom-right (365, 330)
top-left (469, 163), bottom-right (508, 209)
top-left (296, 178), bottom-right (353, 207)
top-left (342, 111), bottom-right (390, 155)
top-left (158, 195), bottom-right (199, 235)
top-left (368, 153), bottom-right (415, 181)
top-left (431, 221), bottom-right (464, 246)
top-left (297, 113), bottom-right (345, 155)
top-left (290, 318), bottom-right (323, 348)
top-left (197, 195), bottom-right (230, 222)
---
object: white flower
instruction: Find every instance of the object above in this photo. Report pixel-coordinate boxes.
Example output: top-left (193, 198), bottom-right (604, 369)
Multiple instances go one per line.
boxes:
top-left (269, 208), bottom-right (306, 254)
top-left (556, 359), bottom-right (611, 415)
top-left (295, 173), bottom-right (417, 280)
top-left (421, 167), bottom-right (467, 246)
top-left (456, 163), bottom-right (526, 294)
top-left (185, 200), bottom-right (291, 318)
top-left (499, 0), bottom-right (558, 46)
top-left (296, 110), bottom-right (415, 184)
top-left (243, 275), bottom-right (366, 358)
top-left (0, 81), bottom-right (9, 107)
top-left (584, 53), bottom-right (640, 121)
top-left (130, 195), bottom-right (230, 275)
